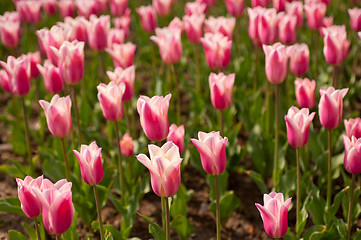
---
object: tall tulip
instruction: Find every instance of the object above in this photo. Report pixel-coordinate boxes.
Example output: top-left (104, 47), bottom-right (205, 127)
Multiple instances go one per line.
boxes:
top-left (136, 5), bottom-right (157, 33)
top-left (263, 43), bottom-right (288, 85)
top-left (258, 8), bottom-right (278, 45)
top-left (285, 1), bottom-right (303, 28)
top-left (294, 78), bottom-right (316, 109)
top-left (0, 12), bottom-right (21, 48)
top-left (209, 72), bottom-right (235, 111)
top-left (322, 25), bottom-right (350, 66)
top-left (97, 82), bottom-right (125, 122)
top-left (278, 13), bottom-right (297, 45)
top-left (344, 118), bottom-right (361, 139)
top-left (183, 14), bottom-right (205, 44)
top-left (287, 44), bottom-right (310, 76)
top-left (110, 0), bottom-right (128, 16)
top-left (247, 7), bottom-right (264, 46)
top-left (304, 1), bottom-right (326, 30)
top-left (153, 0), bottom-right (173, 16)
top-left (151, 27), bottom-right (182, 64)
top-left (62, 16), bottom-right (88, 42)
top-left (106, 43), bottom-right (136, 68)
top-left (58, 0), bottom-right (74, 18)
top-left (16, 0), bottom-right (42, 23)
top-left (86, 15), bottom-right (110, 51)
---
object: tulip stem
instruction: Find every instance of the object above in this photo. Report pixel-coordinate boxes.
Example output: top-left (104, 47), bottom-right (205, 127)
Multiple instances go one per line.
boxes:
top-left (215, 174), bottom-right (221, 240)
top-left (114, 122), bottom-right (125, 199)
top-left (172, 64), bottom-right (181, 125)
top-left (273, 85), bottom-right (279, 189)
top-left (164, 197), bottom-right (170, 240)
top-left (20, 97), bottom-right (33, 171)
top-left (331, 66), bottom-right (338, 88)
top-left (327, 129), bottom-right (332, 210)
top-left (161, 197), bottom-right (166, 230)
top-left (219, 110), bottom-right (224, 136)
top-left (71, 86), bottom-right (82, 144)
top-left (93, 185), bottom-right (104, 240)
top-left (296, 148), bottom-right (301, 237)
top-left (34, 219), bottom-right (41, 240)
top-left (347, 174), bottom-right (356, 240)
top-left (60, 138), bottom-right (70, 182)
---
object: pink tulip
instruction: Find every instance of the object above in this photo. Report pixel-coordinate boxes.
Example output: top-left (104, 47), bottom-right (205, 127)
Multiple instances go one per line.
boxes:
top-left (113, 9), bottom-right (131, 38)
top-left (225, 0), bottom-right (244, 17)
top-left (73, 141), bottom-right (104, 186)
top-left (137, 94), bottom-right (171, 141)
top-left (204, 16), bottom-right (236, 40)
top-left (168, 17), bottom-right (183, 31)
top-left (322, 25), bottom-right (350, 66)
top-left (151, 27), bottom-right (182, 64)
top-left (252, 0), bottom-right (271, 7)
top-left (106, 42), bottom-right (136, 68)
top-left (25, 51), bottom-right (41, 78)
top-left (273, 0), bottom-right (286, 12)
top-left (33, 179), bottom-right (74, 235)
top-left (287, 43), bottom-right (310, 76)
top-left (0, 12), bottom-right (21, 48)
top-left (294, 78), bottom-right (316, 109)
top-left (62, 16), bottom-right (88, 42)
top-left (278, 13), bottom-right (297, 44)
top-left (304, 1), bottom-right (326, 30)
top-left (110, 0), bottom-right (128, 16)
top-left (39, 95), bottom-right (72, 138)
top-left (200, 32), bottom-right (232, 70)
top-left (0, 56), bottom-right (30, 97)
top-left (185, 1), bottom-right (207, 16)
top-left (86, 15), bottom-right (110, 51)
top-left (258, 8), bottom-right (278, 45)
top-left (58, 0), bottom-right (75, 18)
top-left (97, 0), bottom-right (109, 13)
top-left (120, 133), bottom-right (134, 157)
top-left (51, 40), bottom-right (84, 85)
top-left (16, 176), bottom-right (43, 219)
top-left (183, 14), bottom-right (205, 44)
top-left (153, 0), bottom-right (173, 16)
top-left (343, 135), bottom-right (361, 175)
top-left (37, 60), bottom-right (64, 94)
top-left (16, 0), bottom-right (42, 23)
top-left (137, 141), bottom-right (182, 197)
top-left (136, 5), bottom-right (157, 33)
top-left (75, 0), bottom-right (100, 19)
top-left (42, 0), bottom-right (57, 15)
top-left (319, 87), bottom-right (348, 130)
top-left (285, 1), bottom-right (303, 28)
top-left (97, 82), bottom-right (125, 122)
top-left (36, 26), bottom-right (66, 66)
top-left (263, 43), bottom-right (288, 84)
top-left (107, 28), bottom-right (125, 48)
top-left (248, 7), bottom-right (264, 46)
top-left (106, 65), bottom-right (135, 102)
top-left (191, 131), bottom-right (228, 175)
top-left (255, 192), bottom-right (291, 238)
top-left (345, 118), bottom-right (361, 139)
top-left (167, 124), bottom-right (185, 154)
top-left (209, 72), bottom-right (235, 110)
top-left (0, 69), bottom-right (10, 93)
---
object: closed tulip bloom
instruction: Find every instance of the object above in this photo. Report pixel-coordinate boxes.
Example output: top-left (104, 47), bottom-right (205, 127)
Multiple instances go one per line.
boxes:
top-left (225, 0), bottom-right (244, 17)
top-left (185, 1), bottom-right (207, 16)
top-left (0, 12), bottom-right (21, 48)
top-left (349, 8), bottom-right (361, 31)
top-left (16, 176), bottom-right (43, 219)
top-left (183, 14), bottom-right (205, 43)
top-left (106, 42), bottom-right (136, 68)
top-left (37, 60), bottom-right (64, 94)
top-left (248, 7), bottom-right (264, 46)
top-left (205, 16), bottom-right (236, 40)
top-left (255, 192), bottom-right (292, 238)
top-left (63, 17), bottom-right (88, 42)
top-left (73, 142), bottom-right (104, 186)
top-left (304, 1), bottom-right (326, 30)
top-left (319, 87), bottom-right (348, 130)
top-left (285, 1), bottom-right (303, 28)
top-left (200, 32), bottom-right (232, 70)
top-left (39, 95), bottom-right (72, 138)
top-left (191, 131), bottom-right (228, 175)
top-left (136, 5), bottom-right (157, 33)
top-left (322, 25), bottom-right (350, 66)
top-left (97, 82), bottom-right (125, 122)
top-left (153, 0), bottom-right (173, 16)
top-left (345, 118), bottom-right (361, 139)
top-left (58, 0), bottom-right (74, 18)
top-left (278, 13), bottom-right (297, 44)
top-left (36, 26), bottom-right (66, 66)
top-left (167, 124), bottom-right (185, 154)
top-left (106, 65), bottom-right (135, 101)
top-left (75, 0), bottom-right (100, 19)
top-left (287, 43), bottom-right (310, 76)
top-left (294, 78), bottom-right (316, 109)
top-left (273, 0), bottom-right (286, 12)
top-left (107, 28), bottom-right (125, 48)
top-left (97, 0), bottom-right (109, 13)
top-left (209, 72), bottom-right (235, 110)
top-left (252, 0), bottom-right (271, 7)
top-left (24, 51), bottom-right (41, 79)
top-left (16, 0), bottom-right (42, 23)
top-left (86, 15), bottom-right (110, 51)
top-left (113, 9), bottom-right (131, 38)
top-left (137, 94), bottom-right (171, 141)
top-left (258, 8), bottom-right (278, 45)
top-left (168, 17), bottom-right (183, 31)
top-left (120, 133), bottom-right (134, 157)
top-left (343, 135), bottom-right (361, 175)
top-left (137, 142), bottom-right (182, 197)
top-left (111, 0), bottom-right (128, 16)
top-left (0, 56), bottom-right (30, 96)
top-left (151, 27), bottom-right (182, 64)
top-left (0, 69), bottom-right (10, 93)
top-left (42, 0), bottom-right (57, 15)
top-left (263, 43), bottom-right (288, 84)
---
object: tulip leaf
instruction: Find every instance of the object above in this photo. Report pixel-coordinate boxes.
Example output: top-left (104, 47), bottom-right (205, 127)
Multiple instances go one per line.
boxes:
top-left (303, 225), bottom-right (327, 240)
top-left (334, 219), bottom-right (347, 240)
top-left (22, 222), bottom-right (36, 240)
top-left (209, 191), bottom-right (240, 224)
top-left (170, 215), bottom-right (194, 240)
top-left (8, 230), bottom-right (28, 240)
top-left (207, 171), bottom-right (229, 201)
top-left (0, 197), bottom-right (25, 216)
top-left (139, 213), bottom-right (165, 240)
top-left (352, 229), bottom-right (361, 240)
top-left (328, 186), bottom-right (349, 217)
top-left (247, 170), bottom-right (268, 193)
top-left (296, 193), bottom-right (311, 236)
top-left (92, 221), bottom-right (123, 240)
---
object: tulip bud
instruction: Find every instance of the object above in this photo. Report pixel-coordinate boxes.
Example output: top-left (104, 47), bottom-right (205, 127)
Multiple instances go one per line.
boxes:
top-left (110, 0), bottom-right (128, 16)
top-left (287, 43), bottom-right (310, 76)
top-left (258, 8), bottom-right (278, 45)
top-left (58, 0), bottom-right (75, 18)
top-left (16, 176), bottom-right (43, 219)
top-left (185, 2), bottom-right (207, 16)
top-left (167, 124), bottom-right (185, 154)
top-left (263, 42), bottom-right (288, 84)
top-left (285, 1), bottom-right (303, 28)
top-left (136, 5), bottom-right (157, 33)
top-left (343, 135), bottom-right (361, 175)
top-left (37, 60), bottom-right (64, 94)
top-left (137, 142), bottom-right (183, 197)
top-left (151, 27), bottom-right (182, 64)
top-left (106, 65), bottom-right (135, 102)
top-left (294, 78), bottom-right (316, 109)
top-left (322, 25), bottom-right (350, 66)
top-left (97, 82), bottom-right (126, 122)
top-left (113, 8), bottom-right (131, 38)
top-left (86, 15), bottom-right (110, 51)
top-left (120, 133), bottom-right (134, 157)
top-left (349, 8), bottom-right (361, 31)
top-left (191, 131), bottom-right (228, 175)
top-left (209, 72), bottom-right (235, 110)
top-left (345, 118), bottom-right (361, 139)
top-left (106, 42), bottom-right (136, 68)
top-left (304, 1), bottom-right (326, 30)
top-left (183, 14), bottom-right (205, 44)
top-left (273, 0), bottom-right (286, 12)
top-left (278, 13), bottom-right (297, 45)
top-left (153, 0), bottom-right (173, 16)
top-left (0, 12), bottom-right (21, 48)
top-left (225, 0), bottom-right (244, 17)
top-left (137, 94), bottom-right (171, 141)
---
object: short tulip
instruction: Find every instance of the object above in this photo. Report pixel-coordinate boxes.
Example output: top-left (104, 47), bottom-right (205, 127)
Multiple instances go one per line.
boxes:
top-left (258, 8), bottom-right (278, 45)
top-left (322, 25), bottom-right (350, 66)
top-left (285, 1), bottom-right (303, 28)
top-left (349, 8), bottom-right (361, 32)
top-left (167, 124), bottom-right (185, 154)
top-left (106, 42), bottom-right (136, 68)
top-left (0, 12), bottom-right (21, 48)
top-left (183, 14), bottom-right (205, 44)
top-left (185, 1), bottom-right (207, 16)
top-left (304, 1), bottom-right (326, 30)
top-left (343, 135), bottom-right (361, 175)
top-left (136, 5), bottom-right (157, 33)
top-left (191, 131), bottom-right (228, 175)
top-left (37, 60), bottom-right (64, 94)
top-left (278, 13), bottom-right (297, 44)
top-left (204, 16), bottom-right (236, 40)
top-left (345, 118), bottom-right (361, 139)
top-left (225, 0), bottom-right (244, 17)
top-left (294, 78), bottom-right (316, 109)
top-left (263, 42), bottom-right (288, 85)
top-left (86, 15), bottom-right (110, 51)
top-left (120, 133), bottom-right (134, 157)
top-left (151, 27), bottom-right (182, 64)
top-left (106, 65), bottom-right (135, 102)
top-left (16, 176), bottom-right (43, 219)
top-left (287, 43), bottom-right (310, 76)
top-left (97, 81), bottom-right (126, 122)
top-left (209, 72), bottom-right (235, 110)
top-left (110, 0), bottom-right (128, 16)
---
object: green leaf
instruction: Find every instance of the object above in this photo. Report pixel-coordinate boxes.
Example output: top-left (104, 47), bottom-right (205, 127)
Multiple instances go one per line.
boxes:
top-left (92, 221), bottom-right (123, 240)
top-left (334, 219), bottom-right (347, 240)
top-left (22, 222), bottom-right (36, 240)
top-left (0, 197), bottom-right (25, 216)
top-left (296, 193), bottom-right (310, 236)
top-left (328, 186), bottom-right (349, 217)
top-left (207, 171), bottom-right (229, 200)
top-left (352, 229), bottom-right (361, 240)
top-left (170, 215), bottom-right (194, 240)
top-left (8, 230), bottom-right (28, 240)
top-left (303, 225), bottom-right (327, 240)
top-left (247, 170), bottom-right (268, 193)
top-left (209, 191), bottom-right (240, 224)
top-left (139, 213), bottom-right (165, 240)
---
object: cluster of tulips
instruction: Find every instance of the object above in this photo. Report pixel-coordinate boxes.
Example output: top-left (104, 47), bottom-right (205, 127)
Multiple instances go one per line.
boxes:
top-left (1, 0), bottom-right (361, 239)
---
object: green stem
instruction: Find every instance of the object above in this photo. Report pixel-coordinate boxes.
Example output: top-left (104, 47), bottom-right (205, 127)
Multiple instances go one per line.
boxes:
top-left (71, 86), bottom-right (82, 144)
top-left (273, 85), bottom-right (279, 189)
top-left (195, 44), bottom-right (201, 93)
top-left (331, 65), bottom-right (338, 88)
top-left (172, 64), bottom-right (181, 125)
top-left (20, 97), bottom-right (32, 169)
top-left (93, 185), bottom-right (104, 240)
top-left (296, 148), bottom-right (301, 237)
top-left (219, 110), bottom-right (224, 136)
top-left (161, 197), bottom-right (166, 230)
top-left (347, 174), bottom-right (356, 240)
top-left (165, 197), bottom-right (170, 240)
top-left (327, 129), bottom-right (332, 210)
top-left (266, 82), bottom-right (271, 135)
top-left (60, 138), bottom-right (70, 181)
top-left (114, 122), bottom-right (125, 198)
top-left (34, 219), bottom-right (41, 240)
top-left (215, 175), bottom-right (221, 240)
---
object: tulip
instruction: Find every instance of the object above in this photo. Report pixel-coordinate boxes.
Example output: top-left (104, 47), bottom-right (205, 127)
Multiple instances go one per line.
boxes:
top-left (167, 124), bottom-right (185, 154)
top-left (106, 65), bottom-right (135, 102)
top-left (136, 5), bottom-right (157, 33)
top-left (247, 7), bottom-right (264, 46)
top-left (344, 118), bottom-right (361, 139)
top-left (168, 17), bottom-right (183, 31)
top-left (151, 27), bottom-right (182, 64)
top-left (113, 9), bottom-right (131, 38)
top-left (255, 192), bottom-right (292, 238)
top-left (200, 32), bottom-right (232, 70)
top-left (97, 82), bottom-right (126, 122)
top-left (304, 1), bottom-right (326, 30)
top-left (107, 28), bottom-right (125, 49)
top-left (58, 0), bottom-right (74, 18)
top-left (37, 60), bottom-right (64, 94)
top-left (120, 133), bottom-right (134, 157)
top-left (86, 15), bottom-right (110, 51)
top-left (185, 1), bottom-right (207, 16)
top-left (153, 0), bottom-right (173, 16)
top-left (106, 42), bottom-right (136, 68)
top-left (137, 94), bottom-right (171, 141)
top-left (209, 72), bottom-right (235, 110)
top-left (285, 1), bottom-right (303, 28)
top-left (16, 176), bottom-right (43, 219)
top-left (294, 78), bottom-right (316, 109)
top-left (0, 69), bottom-right (10, 93)
top-left (278, 13), bottom-right (297, 45)
top-left (62, 16), bottom-right (88, 42)
top-left (287, 43), bottom-right (310, 76)
top-left (322, 25), bottom-right (350, 66)
top-left (225, 0), bottom-right (244, 18)
top-left (16, 0), bottom-right (42, 23)
top-left (252, 0), bottom-right (271, 7)
top-left (25, 51), bottom-right (41, 79)
top-left (110, 0), bottom-right (128, 16)
top-left (183, 14), bottom-right (205, 44)
top-left (273, 0), bottom-right (286, 12)
top-left (263, 43), bottom-right (288, 85)
top-left (0, 12), bottom-right (21, 48)
top-left (97, 0), bottom-right (109, 12)
top-left (36, 26), bottom-right (66, 66)
top-left (343, 135), bottom-right (361, 175)
top-left (204, 16), bottom-right (236, 40)
top-left (258, 8), bottom-right (278, 45)
top-left (75, 0), bottom-right (100, 19)
top-left (39, 95), bottom-right (72, 138)
top-left (42, 0), bottom-right (57, 15)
